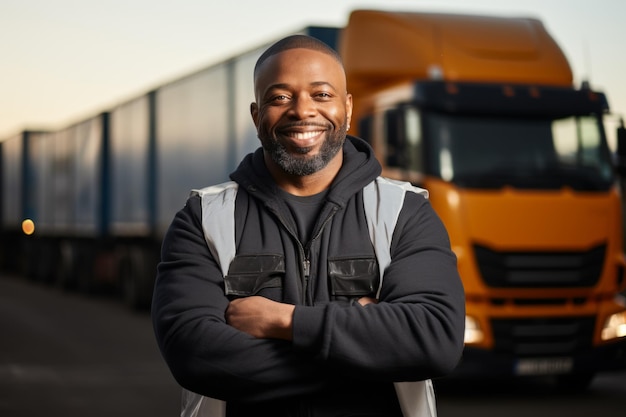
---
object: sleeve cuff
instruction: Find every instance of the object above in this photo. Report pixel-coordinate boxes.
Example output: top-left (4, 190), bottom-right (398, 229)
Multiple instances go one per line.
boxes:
top-left (292, 305), bottom-right (327, 354)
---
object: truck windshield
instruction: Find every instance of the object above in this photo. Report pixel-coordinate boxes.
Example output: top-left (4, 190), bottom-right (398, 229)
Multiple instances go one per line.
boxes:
top-left (425, 113), bottom-right (615, 190)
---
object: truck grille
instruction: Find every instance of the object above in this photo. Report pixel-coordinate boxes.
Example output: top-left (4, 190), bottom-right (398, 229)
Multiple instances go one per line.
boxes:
top-left (474, 244), bottom-right (605, 288)
top-left (492, 317), bottom-right (594, 356)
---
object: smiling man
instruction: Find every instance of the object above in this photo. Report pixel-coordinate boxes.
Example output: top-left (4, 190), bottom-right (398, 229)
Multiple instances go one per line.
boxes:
top-left (152, 35), bottom-right (465, 417)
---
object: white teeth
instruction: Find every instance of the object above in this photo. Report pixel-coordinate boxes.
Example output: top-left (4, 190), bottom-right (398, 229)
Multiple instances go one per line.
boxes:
top-left (289, 131), bottom-right (321, 140)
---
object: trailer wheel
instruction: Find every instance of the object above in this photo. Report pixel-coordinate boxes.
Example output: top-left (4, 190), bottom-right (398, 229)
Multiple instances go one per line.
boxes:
top-left (34, 240), bottom-right (59, 285)
top-left (120, 247), bottom-right (156, 310)
top-left (55, 240), bottom-right (77, 290)
top-left (76, 250), bottom-right (96, 295)
top-left (119, 254), bottom-right (137, 309)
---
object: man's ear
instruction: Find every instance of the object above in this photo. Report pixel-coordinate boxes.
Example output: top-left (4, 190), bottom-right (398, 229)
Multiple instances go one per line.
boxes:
top-left (346, 93), bottom-right (353, 130)
top-left (250, 102), bottom-right (259, 128)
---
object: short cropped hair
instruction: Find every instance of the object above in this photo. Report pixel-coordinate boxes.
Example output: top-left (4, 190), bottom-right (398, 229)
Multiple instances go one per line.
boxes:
top-left (253, 34), bottom-right (343, 78)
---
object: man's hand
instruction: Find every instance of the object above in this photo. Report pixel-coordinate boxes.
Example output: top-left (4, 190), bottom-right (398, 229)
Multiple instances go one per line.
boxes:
top-left (358, 296), bottom-right (378, 306)
top-left (226, 296), bottom-right (295, 340)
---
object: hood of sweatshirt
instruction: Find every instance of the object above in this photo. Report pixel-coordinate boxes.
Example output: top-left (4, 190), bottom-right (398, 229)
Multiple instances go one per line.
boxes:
top-left (229, 135), bottom-right (382, 208)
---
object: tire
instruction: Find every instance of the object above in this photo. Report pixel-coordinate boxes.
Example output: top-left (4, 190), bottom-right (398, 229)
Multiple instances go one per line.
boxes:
top-left (120, 246), bottom-right (157, 310)
top-left (55, 240), bottom-right (77, 290)
top-left (76, 250), bottom-right (96, 295)
top-left (35, 240), bottom-right (58, 285)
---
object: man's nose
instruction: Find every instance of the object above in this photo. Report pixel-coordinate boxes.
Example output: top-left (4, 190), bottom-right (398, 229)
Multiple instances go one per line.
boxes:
top-left (289, 95), bottom-right (317, 119)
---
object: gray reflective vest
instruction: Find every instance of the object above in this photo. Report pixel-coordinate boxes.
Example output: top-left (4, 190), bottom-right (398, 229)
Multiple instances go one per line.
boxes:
top-left (183, 176), bottom-right (436, 417)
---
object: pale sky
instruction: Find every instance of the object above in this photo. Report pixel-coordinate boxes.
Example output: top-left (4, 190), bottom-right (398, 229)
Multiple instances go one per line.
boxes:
top-left (2, 0), bottom-right (625, 147)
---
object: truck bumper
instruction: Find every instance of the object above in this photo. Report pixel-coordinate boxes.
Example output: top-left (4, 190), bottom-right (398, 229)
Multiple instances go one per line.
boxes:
top-left (450, 339), bottom-right (626, 378)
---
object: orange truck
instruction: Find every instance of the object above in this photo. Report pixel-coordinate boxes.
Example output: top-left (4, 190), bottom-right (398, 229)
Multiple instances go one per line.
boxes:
top-left (339, 10), bottom-right (626, 389)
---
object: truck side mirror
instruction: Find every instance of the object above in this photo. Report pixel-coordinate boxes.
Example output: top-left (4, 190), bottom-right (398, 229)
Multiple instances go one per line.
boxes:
top-left (616, 118), bottom-right (626, 177)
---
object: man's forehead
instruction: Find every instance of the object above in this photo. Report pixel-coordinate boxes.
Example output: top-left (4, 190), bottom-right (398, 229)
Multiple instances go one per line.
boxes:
top-left (257, 47), bottom-right (339, 70)
top-left (254, 34), bottom-right (343, 75)
top-left (254, 48), bottom-right (345, 84)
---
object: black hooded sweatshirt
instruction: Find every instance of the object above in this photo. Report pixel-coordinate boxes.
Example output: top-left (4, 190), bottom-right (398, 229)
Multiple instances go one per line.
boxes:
top-left (152, 136), bottom-right (465, 416)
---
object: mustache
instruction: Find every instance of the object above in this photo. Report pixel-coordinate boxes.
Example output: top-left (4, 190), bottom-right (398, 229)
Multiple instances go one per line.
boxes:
top-left (278, 121), bottom-right (332, 130)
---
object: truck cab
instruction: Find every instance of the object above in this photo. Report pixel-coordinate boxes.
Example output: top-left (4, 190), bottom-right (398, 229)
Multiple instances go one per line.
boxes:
top-left (340, 9), bottom-right (626, 389)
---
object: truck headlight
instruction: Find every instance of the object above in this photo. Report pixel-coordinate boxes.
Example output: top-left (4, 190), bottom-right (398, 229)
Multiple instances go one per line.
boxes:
top-left (601, 311), bottom-right (626, 341)
top-left (464, 315), bottom-right (484, 345)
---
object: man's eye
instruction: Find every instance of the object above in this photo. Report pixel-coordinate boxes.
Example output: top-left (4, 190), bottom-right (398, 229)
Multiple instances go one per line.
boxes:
top-left (271, 95), bottom-right (289, 102)
top-left (315, 92), bottom-right (332, 99)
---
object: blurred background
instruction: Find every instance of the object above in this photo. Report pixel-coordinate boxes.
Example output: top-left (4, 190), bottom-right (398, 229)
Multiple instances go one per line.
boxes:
top-left (2, 0), bottom-right (625, 141)
top-left (1, 1), bottom-right (626, 416)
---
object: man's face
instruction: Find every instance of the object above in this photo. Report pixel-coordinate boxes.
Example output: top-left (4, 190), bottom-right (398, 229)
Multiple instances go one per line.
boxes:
top-left (251, 48), bottom-right (353, 176)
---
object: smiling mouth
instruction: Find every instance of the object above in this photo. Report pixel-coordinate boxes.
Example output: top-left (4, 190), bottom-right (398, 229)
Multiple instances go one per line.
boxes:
top-left (286, 130), bottom-right (325, 140)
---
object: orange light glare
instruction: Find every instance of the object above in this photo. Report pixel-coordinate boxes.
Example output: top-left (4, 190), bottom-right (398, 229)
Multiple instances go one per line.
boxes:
top-left (22, 219), bottom-right (35, 235)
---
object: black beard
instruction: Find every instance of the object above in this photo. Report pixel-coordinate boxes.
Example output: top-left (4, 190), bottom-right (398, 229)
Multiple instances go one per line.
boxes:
top-left (260, 122), bottom-right (347, 176)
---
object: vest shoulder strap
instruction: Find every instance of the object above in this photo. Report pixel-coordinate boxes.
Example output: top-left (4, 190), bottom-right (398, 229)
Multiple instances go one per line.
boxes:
top-left (363, 177), bottom-right (428, 298)
top-left (191, 181), bottom-right (239, 277)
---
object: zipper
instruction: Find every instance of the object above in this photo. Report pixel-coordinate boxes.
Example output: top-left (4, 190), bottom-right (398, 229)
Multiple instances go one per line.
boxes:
top-left (302, 258), bottom-right (311, 304)
top-left (300, 206), bottom-right (339, 304)
top-left (272, 203), bottom-right (340, 305)
top-left (270, 207), bottom-right (310, 304)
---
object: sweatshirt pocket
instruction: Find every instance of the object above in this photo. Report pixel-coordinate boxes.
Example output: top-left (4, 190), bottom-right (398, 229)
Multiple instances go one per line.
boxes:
top-left (224, 254), bottom-right (285, 297)
top-left (328, 256), bottom-right (379, 297)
